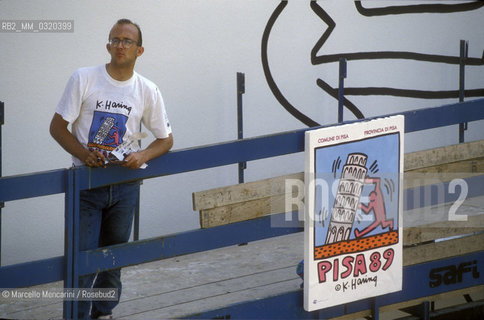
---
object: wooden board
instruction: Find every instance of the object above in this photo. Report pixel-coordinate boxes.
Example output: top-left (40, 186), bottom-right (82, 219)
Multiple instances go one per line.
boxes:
top-left (192, 172), bottom-right (303, 211)
top-left (199, 194), bottom-right (289, 228)
top-left (404, 213), bottom-right (484, 246)
top-left (403, 232), bottom-right (484, 266)
top-left (404, 139), bottom-right (484, 171)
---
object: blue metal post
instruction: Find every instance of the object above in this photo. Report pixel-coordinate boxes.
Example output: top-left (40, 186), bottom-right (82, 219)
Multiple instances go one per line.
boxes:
top-left (63, 168), bottom-right (80, 320)
top-left (459, 40), bottom-right (468, 143)
top-left (338, 58), bottom-right (347, 123)
top-left (422, 301), bottom-right (430, 320)
top-left (64, 169), bottom-right (74, 319)
top-left (72, 168), bottom-right (80, 319)
top-left (237, 72), bottom-right (246, 183)
top-left (134, 188), bottom-right (140, 241)
top-left (371, 298), bottom-right (380, 320)
top-left (134, 125), bottom-right (142, 242)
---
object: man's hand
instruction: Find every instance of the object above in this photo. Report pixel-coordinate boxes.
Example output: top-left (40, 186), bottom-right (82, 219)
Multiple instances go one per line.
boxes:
top-left (84, 150), bottom-right (107, 168)
top-left (121, 152), bottom-right (146, 169)
top-left (51, 113), bottom-right (104, 167)
top-left (121, 135), bottom-right (173, 170)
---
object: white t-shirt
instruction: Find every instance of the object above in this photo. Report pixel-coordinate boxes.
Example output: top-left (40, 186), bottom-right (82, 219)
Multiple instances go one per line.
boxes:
top-left (55, 65), bottom-right (172, 165)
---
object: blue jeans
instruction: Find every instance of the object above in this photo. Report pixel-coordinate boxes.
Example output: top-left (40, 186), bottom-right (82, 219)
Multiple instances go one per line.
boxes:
top-left (76, 182), bottom-right (140, 319)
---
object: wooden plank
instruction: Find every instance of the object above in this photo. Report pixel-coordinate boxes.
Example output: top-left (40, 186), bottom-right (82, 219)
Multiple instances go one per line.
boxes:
top-left (403, 232), bottom-right (484, 266)
top-left (116, 268), bottom-right (299, 319)
top-left (404, 139), bottom-right (484, 171)
top-left (192, 172), bottom-right (303, 211)
top-left (406, 158), bottom-right (484, 174)
top-left (379, 286), bottom-right (484, 316)
top-left (404, 213), bottom-right (484, 246)
top-left (200, 194), bottom-right (290, 228)
top-left (123, 279), bottom-right (302, 319)
top-left (404, 157), bottom-right (484, 189)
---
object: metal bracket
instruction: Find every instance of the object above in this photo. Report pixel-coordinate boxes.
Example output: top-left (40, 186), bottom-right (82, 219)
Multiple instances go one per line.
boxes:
top-left (0, 101), bottom-right (4, 125)
top-left (459, 40), bottom-right (468, 143)
top-left (338, 58), bottom-right (347, 123)
top-left (237, 72), bottom-right (246, 184)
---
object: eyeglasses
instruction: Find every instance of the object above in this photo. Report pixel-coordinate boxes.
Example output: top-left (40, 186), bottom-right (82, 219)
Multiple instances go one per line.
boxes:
top-left (109, 38), bottom-right (139, 48)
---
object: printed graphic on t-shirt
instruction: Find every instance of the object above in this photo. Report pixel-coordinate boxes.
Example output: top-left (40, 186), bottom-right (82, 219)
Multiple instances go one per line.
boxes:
top-left (88, 111), bottom-right (128, 152)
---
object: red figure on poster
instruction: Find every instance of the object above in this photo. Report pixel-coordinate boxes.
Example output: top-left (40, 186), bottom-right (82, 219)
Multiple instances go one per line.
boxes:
top-left (354, 177), bottom-right (394, 238)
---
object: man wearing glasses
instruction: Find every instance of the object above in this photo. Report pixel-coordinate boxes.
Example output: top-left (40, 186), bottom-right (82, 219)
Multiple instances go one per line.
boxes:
top-left (50, 19), bottom-right (173, 319)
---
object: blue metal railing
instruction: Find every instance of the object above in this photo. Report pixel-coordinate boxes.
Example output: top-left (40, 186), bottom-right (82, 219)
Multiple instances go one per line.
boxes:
top-left (0, 98), bottom-right (484, 319)
top-left (187, 251), bottom-right (484, 319)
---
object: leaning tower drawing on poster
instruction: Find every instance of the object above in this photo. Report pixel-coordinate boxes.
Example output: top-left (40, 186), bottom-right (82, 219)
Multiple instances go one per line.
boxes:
top-left (325, 153), bottom-right (368, 244)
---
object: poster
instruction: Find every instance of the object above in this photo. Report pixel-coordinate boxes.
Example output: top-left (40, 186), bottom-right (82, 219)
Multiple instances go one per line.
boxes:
top-left (304, 116), bottom-right (404, 311)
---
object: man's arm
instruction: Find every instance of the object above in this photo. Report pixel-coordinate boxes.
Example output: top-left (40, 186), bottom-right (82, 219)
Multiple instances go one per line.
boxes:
top-left (122, 134), bottom-right (173, 169)
top-left (365, 176), bottom-right (381, 188)
top-left (359, 202), bottom-right (371, 214)
top-left (49, 113), bottom-right (106, 167)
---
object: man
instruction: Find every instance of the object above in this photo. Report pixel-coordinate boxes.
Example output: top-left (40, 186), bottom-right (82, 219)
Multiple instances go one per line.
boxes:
top-left (50, 19), bottom-right (173, 319)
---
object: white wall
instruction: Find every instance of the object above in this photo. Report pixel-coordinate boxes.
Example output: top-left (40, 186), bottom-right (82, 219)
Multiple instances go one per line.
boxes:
top-left (0, 0), bottom-right (483, 265)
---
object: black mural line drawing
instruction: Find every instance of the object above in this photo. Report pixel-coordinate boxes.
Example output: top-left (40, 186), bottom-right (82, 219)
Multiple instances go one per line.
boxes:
top-left (262, 1), bottom-right (319, 127)
top-left (262, 1), bottom-right (484, 127)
